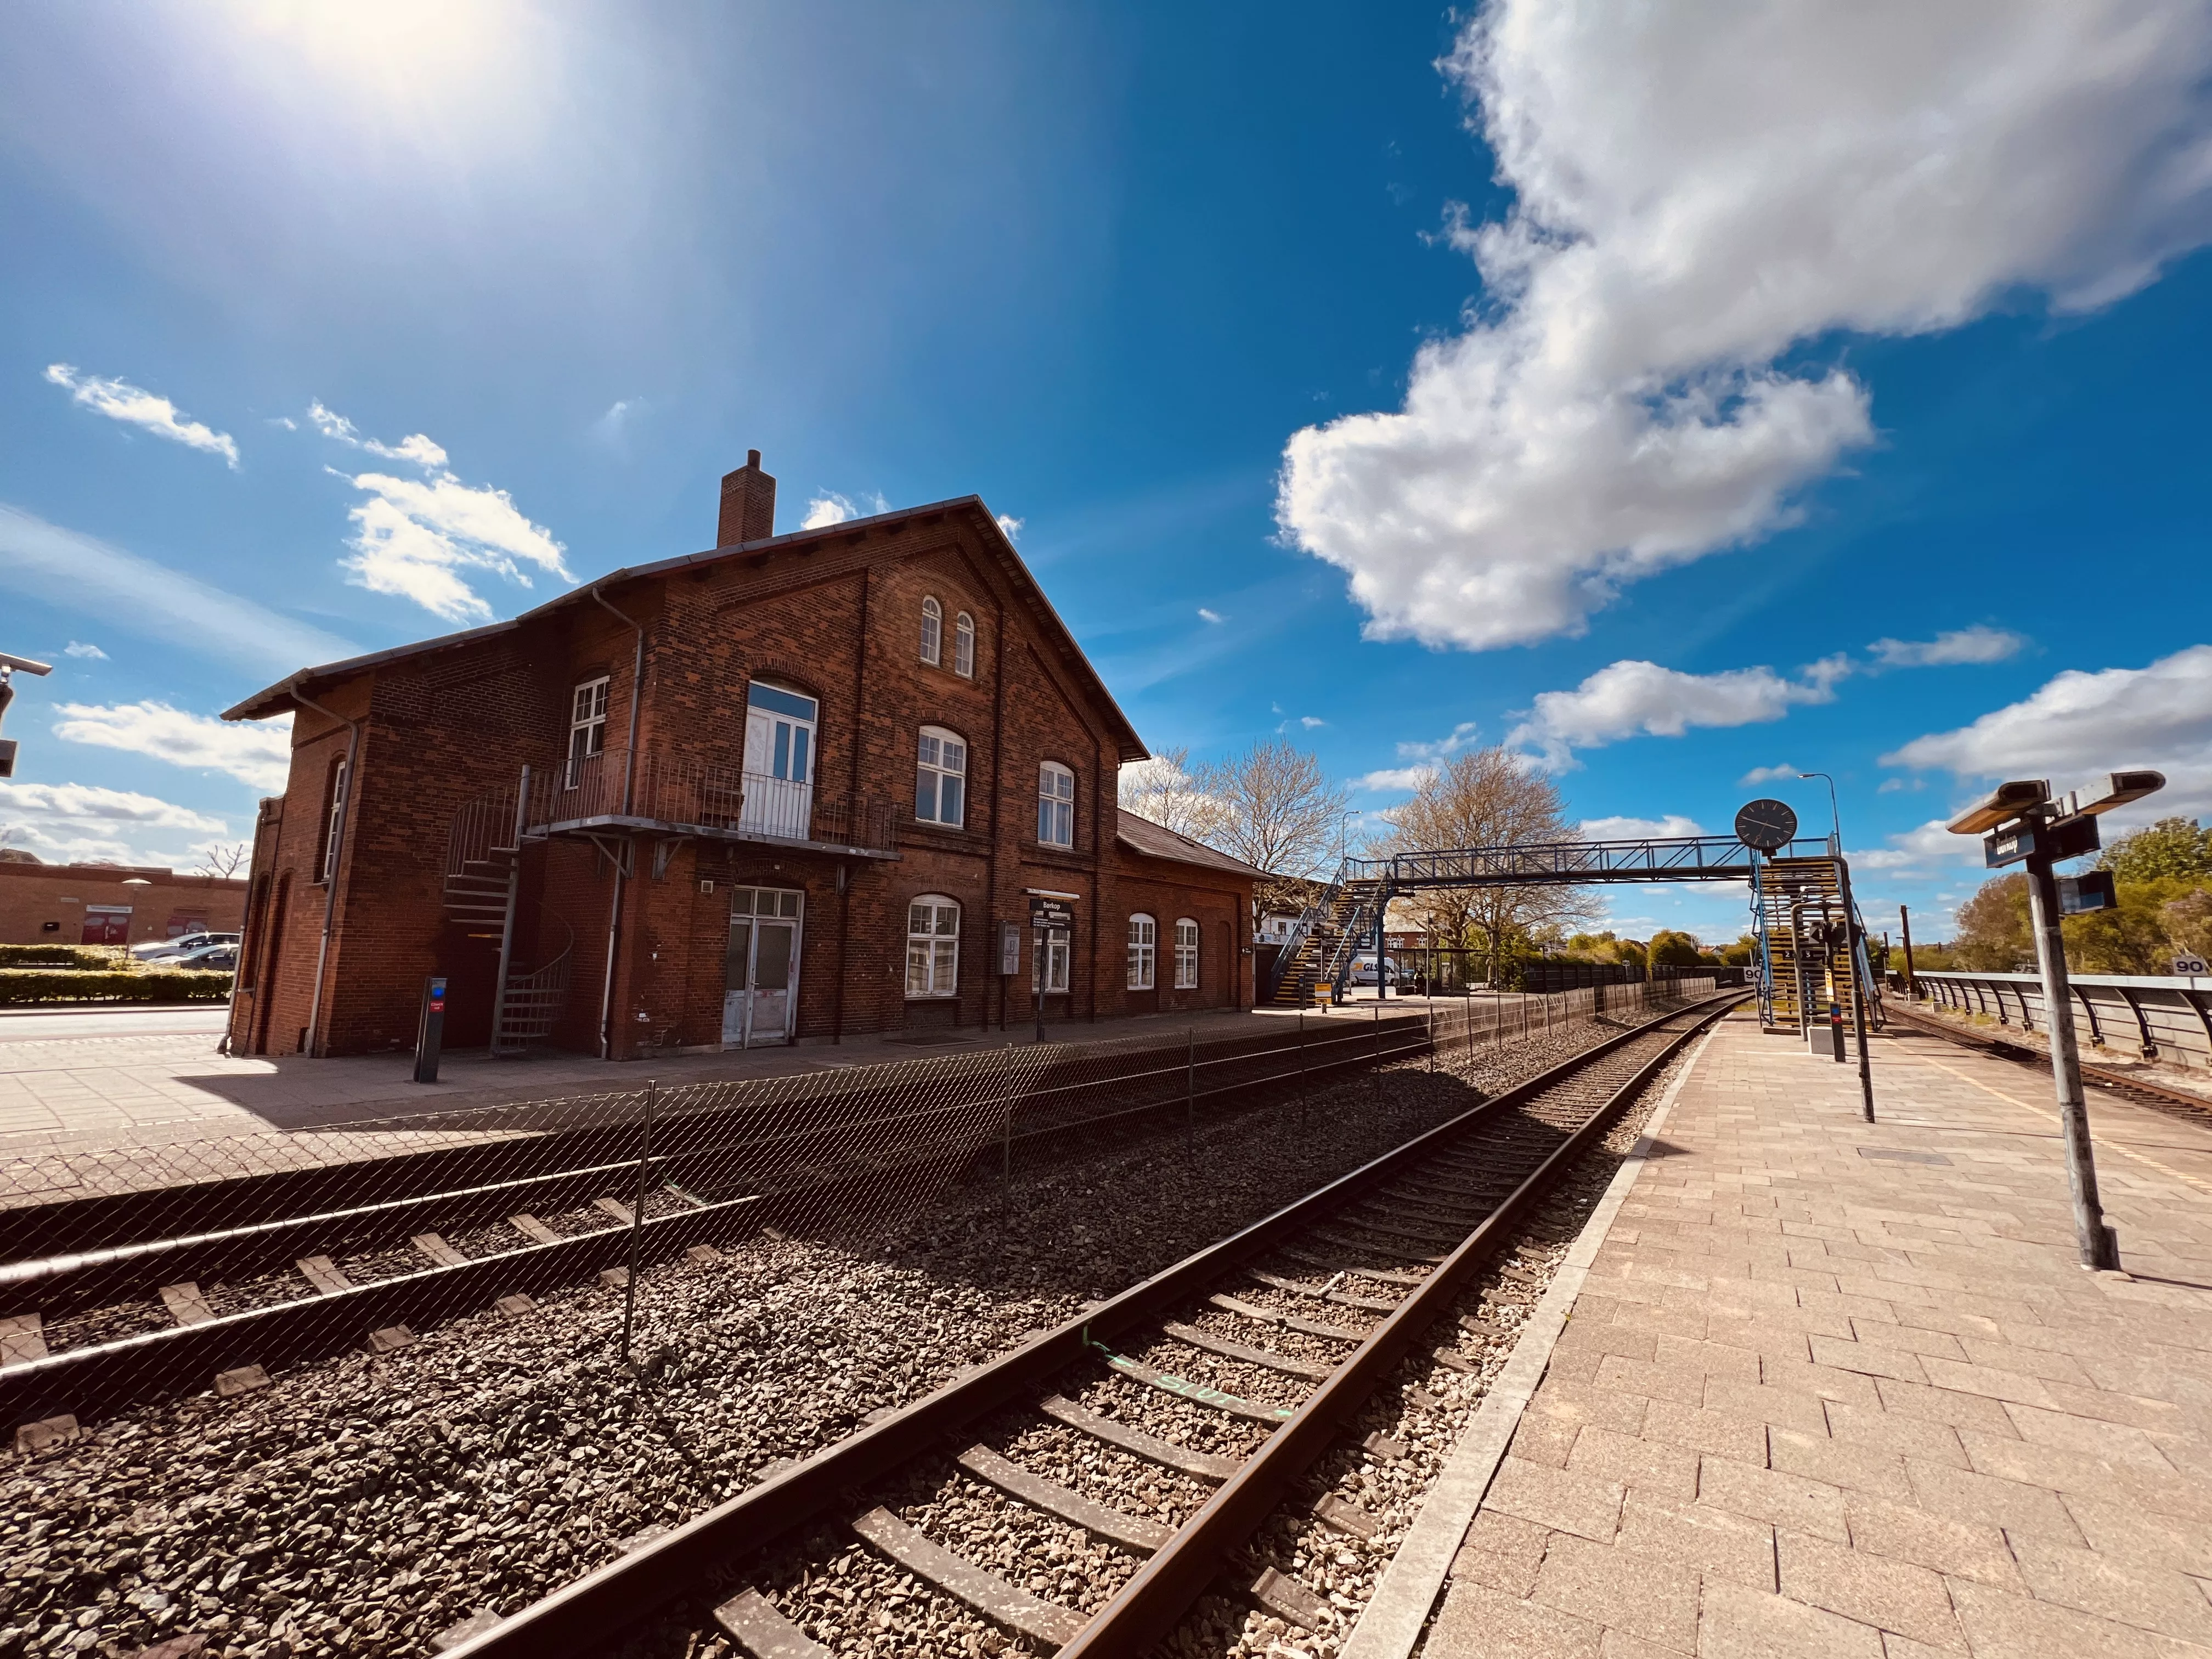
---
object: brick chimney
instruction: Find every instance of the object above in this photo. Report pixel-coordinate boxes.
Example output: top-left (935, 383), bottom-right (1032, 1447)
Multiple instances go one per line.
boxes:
top-left (717, 449), bottom-right (776, 546)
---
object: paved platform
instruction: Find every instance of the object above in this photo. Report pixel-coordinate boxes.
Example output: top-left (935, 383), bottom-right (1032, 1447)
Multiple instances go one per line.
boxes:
top-left (1420, 1008), bottom-right (2212, 1658)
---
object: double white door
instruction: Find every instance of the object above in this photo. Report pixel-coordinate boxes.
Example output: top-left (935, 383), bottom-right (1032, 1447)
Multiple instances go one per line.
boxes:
top-left (724, 886), bottom-right (803, 1046)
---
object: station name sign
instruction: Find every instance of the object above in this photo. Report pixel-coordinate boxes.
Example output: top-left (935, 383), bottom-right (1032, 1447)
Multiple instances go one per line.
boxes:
top-left (1984, 812), bottom-right (2100, 869)
top-left (1029, 895), bottom-right (1076, 929)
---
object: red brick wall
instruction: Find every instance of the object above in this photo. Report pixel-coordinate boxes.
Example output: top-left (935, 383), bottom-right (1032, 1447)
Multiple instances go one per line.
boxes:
top-left (239, 505), bottom-right (1252, 1058)
top-left (0, 862), bottom-right (246, 946)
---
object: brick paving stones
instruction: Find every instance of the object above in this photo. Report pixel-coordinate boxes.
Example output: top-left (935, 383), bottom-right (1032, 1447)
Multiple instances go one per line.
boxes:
top-left (1424, 1011), bottom-right (2212, 1658)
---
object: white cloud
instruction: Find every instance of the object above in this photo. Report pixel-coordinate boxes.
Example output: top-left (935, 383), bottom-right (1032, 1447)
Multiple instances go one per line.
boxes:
top-left (802, 490), bottom-right (892, 531)
top-left (1398, 721), bottom-right (1483, 763)
top-left (592, 398), bottom-right (647, 445)
top-left (0, 502), bottom-right (355, 676)
top-left (1579, 814), bottom-right (1705, 840)
top-left (1849, 817), bottom-right (1984, 874)
top-left (1882, 643), bottom-right (2212, 817)
top-left (996, 514), bottom-right (1024, 541)
top-left (63, 641), bottom-right (106, 660)
top-left (0, 780), bottom-right (229, 868)
top-left (1277, 3), bottom-right (2212, 651)
top-left (1300, 715), bottom-right (1326, 729)
top-left (1508, 659), bottom-right (1841, 769)
top-left (44, 364), bottom-right (239, 467)
top-left (312, 403), bottom-right (561, 623)
top-left (1198, 607), bottom-right (1225, 624)
top-left (1739, 762), bottom-right (1799, 786)
top-left (53, 702), bottom-right (294, 792)
top-left (308, 400), bottom-right (448, 468)
top-left (1356, 766), bottom-right (1436, 793)
top-left (1869, 626), bottom-right (2027, 668)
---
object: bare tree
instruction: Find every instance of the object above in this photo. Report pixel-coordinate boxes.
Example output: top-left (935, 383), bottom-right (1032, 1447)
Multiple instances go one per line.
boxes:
top-left (1189, 740), bottom-right (1349, 917)
top-left (195, 842), bottom-right (251, 881)
top-left (1379, 747), bottom-right (1597, 983)
top-left (1117, 748), bottom-right (1229, 843)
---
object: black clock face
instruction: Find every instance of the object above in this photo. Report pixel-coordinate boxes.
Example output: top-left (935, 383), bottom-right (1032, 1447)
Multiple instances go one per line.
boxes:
top-left (1734, 798), bottom-right (1799, 853)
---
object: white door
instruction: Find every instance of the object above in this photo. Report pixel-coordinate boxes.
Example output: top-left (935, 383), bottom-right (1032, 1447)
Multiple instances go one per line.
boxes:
top-left (723, 887), bottom-right (804, 1046)
top-left (741, 682), bottom-right (816, 839)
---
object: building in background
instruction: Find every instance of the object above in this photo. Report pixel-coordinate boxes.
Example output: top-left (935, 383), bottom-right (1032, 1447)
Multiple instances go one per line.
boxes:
top-left (223, 453), bottom-right (1260, 1059)
top-left (0, 854), bottom-right (247, 946)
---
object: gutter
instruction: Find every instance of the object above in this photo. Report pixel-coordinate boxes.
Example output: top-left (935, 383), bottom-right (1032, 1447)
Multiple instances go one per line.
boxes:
top-left (292, 690), bottom-right (362, 1059)
top-left (590, 586), bottom-right (646, 1060)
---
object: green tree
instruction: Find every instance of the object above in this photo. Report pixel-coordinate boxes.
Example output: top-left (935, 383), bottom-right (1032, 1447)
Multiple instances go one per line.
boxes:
top-left (1949, 874), bottom-right (2033, 971)
top-left (2098, 817), bottom-right (2212, 884)
top-left (1647, 929), bottom-right (1705, 967)
top-left (1718, 933), bottom-right (1759, 967)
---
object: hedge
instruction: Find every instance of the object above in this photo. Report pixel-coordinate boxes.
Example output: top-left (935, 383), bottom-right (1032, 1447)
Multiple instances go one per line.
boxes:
top-left (0, 945), bottom-right (125, 970)
top-left (0, 969), bottom-right (234, 1005)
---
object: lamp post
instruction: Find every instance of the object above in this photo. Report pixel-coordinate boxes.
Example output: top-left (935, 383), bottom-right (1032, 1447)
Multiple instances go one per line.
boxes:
top-left (1796, 771), bottom-right (1841, 853)
top-left (0, 651), bottom-right (56, 781)
top-left (1947, 770), bottom-right (2164, 1271)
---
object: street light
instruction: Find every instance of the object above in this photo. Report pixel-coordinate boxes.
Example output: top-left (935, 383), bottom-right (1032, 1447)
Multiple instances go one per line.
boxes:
top-left (1945, 769), bottom-right (2165, 1272)
top-left (1339, 808), bottom-right (1362, 867)
top-left (1796, 771), bottom-right (1841, 853)
top-left (0, 650), bottom-right (55, 781)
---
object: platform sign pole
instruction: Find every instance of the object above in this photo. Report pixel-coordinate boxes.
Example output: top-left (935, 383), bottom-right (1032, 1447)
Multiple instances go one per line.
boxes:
top-left (2024, 848), bottom-right (2120, 1271)
top-left (1835, 859), bottom-right (1876, 1122)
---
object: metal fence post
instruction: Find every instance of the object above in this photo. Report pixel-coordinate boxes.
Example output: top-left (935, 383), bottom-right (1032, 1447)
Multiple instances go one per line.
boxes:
top-left (1427, 1000), bottom-right (1435, 1073)
top-left (1186, 1026), bottom-right (1195, 1147)
top-left (620, 1078), bottom-right (658, 1368)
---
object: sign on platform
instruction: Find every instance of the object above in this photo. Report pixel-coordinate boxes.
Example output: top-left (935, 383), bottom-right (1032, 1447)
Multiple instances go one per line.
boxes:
top-left (1029, 895), bottom-right (1075, 930)
top-left (2176, 956), bottom-right (2209, 976)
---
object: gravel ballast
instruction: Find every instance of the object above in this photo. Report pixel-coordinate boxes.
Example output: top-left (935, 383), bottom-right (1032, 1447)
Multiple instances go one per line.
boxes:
top-left (2, 1008), bottom-right (1672, 1659)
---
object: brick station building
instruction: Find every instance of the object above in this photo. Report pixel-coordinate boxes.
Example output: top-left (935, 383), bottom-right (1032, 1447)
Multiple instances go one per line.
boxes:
top-left (0, 854), bottom-right (246, 947)
top-left (222, 453), bottom-right (1260, 1059)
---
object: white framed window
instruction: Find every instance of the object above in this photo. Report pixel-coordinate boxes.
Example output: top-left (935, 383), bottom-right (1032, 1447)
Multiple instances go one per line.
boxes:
top-left (569, 676), bottom-right (610, 761)
top-left (1037, 761), bottom-right (1074, 847)
top-left (1174, 917), bottom-right (1199, 989)
top-left (954, 611), bottom-right (975, 677)
top-left (906, 895), bottom-right (960, 997)
top-left (320, 758), bottom-right (348, 884)
top-left (915, 726), bottom-right (967, 826)
top-left (1031, 926), bottom-right (1070, 995)
top-left (920, 596), bottom-right (942, 666)
top-left (1127, 913), bottom-right (1156, 990)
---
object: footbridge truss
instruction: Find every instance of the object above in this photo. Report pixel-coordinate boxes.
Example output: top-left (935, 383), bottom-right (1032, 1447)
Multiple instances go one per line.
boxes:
top-left (1265, 831), bottom-right (1875, 1037)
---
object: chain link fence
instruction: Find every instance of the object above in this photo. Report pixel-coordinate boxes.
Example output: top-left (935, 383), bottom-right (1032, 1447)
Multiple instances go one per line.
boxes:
top-left (1, 978), bottom-right (1714, 1427)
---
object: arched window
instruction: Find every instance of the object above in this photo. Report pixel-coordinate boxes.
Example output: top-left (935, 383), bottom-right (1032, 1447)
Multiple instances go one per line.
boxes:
top-left (1174, 918), bottom-right (1199, 989)
top-left (954, 611), bottom-right (975, 677)
top-left (1127, 913), bottom-right (1156, 990)
top-left (919, 596), bottom-right (942, 666)
top-left (906, 895), bottom-right (960, 997)
top-left (915, 726), bottom-right (967, 826)
top-left (1037, 761), bottom-right (1074, 847)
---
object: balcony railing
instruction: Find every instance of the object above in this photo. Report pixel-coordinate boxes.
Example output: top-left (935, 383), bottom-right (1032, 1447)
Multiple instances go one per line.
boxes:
top-left (522, 748), bottom-right (895, 854)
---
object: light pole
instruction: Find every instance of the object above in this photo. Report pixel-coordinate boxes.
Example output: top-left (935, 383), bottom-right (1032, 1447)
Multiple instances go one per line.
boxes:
top-left (1339, 808), bottom-right (1362, 867)
top-left (0, 651), bottom-right (56, 781)
top-left (1948, 770), bottom-right (2164, 1271)
top-left (1797, 771), bottom-right (1841, 852)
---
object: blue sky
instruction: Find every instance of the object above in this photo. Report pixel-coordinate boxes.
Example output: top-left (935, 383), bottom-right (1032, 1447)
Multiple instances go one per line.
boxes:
top-left (4, 2), bottom-right (2212, 947)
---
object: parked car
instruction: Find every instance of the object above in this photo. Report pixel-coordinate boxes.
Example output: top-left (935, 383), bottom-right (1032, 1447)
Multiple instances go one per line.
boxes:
top-left (170, 943), bottom-right (238, 971)
top-left (132, 932), bottom-right (239, 962)
top-left (1347, 954), bottom-right (1401, 986)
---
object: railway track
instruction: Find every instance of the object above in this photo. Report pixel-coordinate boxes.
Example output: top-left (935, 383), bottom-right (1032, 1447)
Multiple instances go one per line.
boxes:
top-left (1884, 999), bottom-right (2212, 1121)
top-left (0, 1005), bottom-right (1476, 1427)
top-left (438, 991), bottom-right (1742, 1659)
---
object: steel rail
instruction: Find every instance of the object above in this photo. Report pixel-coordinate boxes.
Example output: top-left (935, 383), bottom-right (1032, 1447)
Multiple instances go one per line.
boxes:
top-left (0, 1007), bottom-right (1457, 1423)
top-left (441, 990), bottom-right (1743, 1659)
top-left (1057, 995), bottom-right (1738, 1657)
